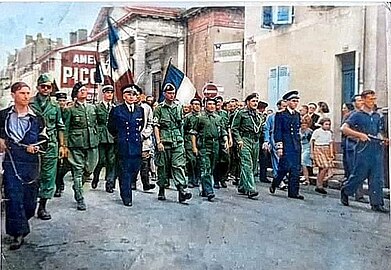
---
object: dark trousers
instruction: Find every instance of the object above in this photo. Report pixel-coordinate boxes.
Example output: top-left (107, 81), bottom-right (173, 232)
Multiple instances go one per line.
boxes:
top-left (259, 149), bottom-right (269, 182)
top-left (3, 161), bottom-right (38, 237)
top-left (93, 143), bottom-right (116, 189)
top-left (272, 151), bottom-right (301, 197)
top-left (342, 142), bottom-right (384, 206)
top-left (56, 158), bottom-right (71, 191)
top-left (118, 157), bottom-right (141, 204)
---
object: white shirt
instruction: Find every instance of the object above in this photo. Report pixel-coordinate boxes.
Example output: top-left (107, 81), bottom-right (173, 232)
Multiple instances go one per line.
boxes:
top-left (311, 128), bottom-right (333, 145)
top-left (125, 102), bottom-right (135, 112)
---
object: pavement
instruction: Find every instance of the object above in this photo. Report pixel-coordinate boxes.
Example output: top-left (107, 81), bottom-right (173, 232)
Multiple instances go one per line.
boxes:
top-left (1, 174), bottom-right (391, 270)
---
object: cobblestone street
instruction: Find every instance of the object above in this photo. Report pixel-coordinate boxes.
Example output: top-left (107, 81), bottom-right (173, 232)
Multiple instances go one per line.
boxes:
top-left (2, 175), bottom-right (390, 270)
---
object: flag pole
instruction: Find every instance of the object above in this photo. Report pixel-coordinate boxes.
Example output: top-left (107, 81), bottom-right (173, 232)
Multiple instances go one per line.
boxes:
top-left (93, 41), bottom-right (100, 104)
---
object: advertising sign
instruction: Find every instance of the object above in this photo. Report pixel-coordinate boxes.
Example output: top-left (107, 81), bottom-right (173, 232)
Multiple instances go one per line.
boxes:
top-left (61, 50), bottom-right (99, 88)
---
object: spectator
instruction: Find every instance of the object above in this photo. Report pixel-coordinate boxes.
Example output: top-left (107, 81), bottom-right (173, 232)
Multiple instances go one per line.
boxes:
top-left (300, 120), bottom-right (313, 185)
top-left (307, 102), bottom-right (320, 130)
top-left (311, 118), bottom-right (335, 194)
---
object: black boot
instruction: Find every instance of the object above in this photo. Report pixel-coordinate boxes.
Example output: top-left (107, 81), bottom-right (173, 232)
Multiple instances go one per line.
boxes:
top-left (177, 185), bottom-right (192, 203)
top-left (158, 187), bottom-right (166, 200)
top-left (54, 189), bottom-right (61, 197)
top-left (37, 199), bottom-right (51, 220)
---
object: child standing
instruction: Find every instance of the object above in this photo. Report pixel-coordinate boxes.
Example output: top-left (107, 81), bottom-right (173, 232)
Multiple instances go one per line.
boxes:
top-left (300, 120), bottom-right (313, 185)
top-left (310, 118), bottom-right (334, 194)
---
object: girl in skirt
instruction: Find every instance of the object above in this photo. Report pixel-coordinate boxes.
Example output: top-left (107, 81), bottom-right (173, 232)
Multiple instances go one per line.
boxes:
top-left (310, 118), bottom-right (334, 194)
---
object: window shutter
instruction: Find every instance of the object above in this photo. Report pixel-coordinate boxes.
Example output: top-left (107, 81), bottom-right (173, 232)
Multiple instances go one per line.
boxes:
top-left (262, 6), bottom-right (273, 27)
top-left (268, 68), bottom-right (278, 109)
top-left (277, 66), bottom-right (290, 98)
top-left (273, 6), bottom-right (293, 25)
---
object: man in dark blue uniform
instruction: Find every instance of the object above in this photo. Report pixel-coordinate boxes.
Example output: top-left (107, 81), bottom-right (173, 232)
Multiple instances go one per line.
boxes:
top-left (0, 82), bottom-right (46, 250)
top-left (269, 90), bottom-right (304, 200)
top-left (107, 84), bottom-right (144, 207)
top-left (340, 90), bottom-right (388, 212)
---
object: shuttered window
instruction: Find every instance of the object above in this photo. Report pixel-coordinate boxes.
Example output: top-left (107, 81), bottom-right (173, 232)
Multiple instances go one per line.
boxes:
top-left (267, 66), bottom-right (290, 109)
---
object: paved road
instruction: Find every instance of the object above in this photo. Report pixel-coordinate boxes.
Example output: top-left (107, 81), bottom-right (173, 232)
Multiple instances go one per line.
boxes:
top-left (1, 176), bottom-right (390, 270)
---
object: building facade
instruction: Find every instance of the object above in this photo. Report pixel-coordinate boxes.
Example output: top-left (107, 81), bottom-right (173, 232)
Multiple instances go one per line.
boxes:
top-left (244, 5), bottom-right (389, 139)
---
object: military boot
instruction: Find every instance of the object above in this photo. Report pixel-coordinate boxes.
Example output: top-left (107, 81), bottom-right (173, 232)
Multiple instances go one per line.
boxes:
top-left (77, 199), bottom-right (87, 211)
top-left (177, 185), bottom-right (192, 203)
top-left (158, 187), bottom-right (166, 201)
top-left (37, 198), bottom-right (51, 220)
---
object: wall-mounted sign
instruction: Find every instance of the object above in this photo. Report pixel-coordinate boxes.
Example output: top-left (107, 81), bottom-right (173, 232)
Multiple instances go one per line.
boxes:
top-left (214, 42), bottom-right (242, 62)
top-left (61, 50), bottom-right (99, 88)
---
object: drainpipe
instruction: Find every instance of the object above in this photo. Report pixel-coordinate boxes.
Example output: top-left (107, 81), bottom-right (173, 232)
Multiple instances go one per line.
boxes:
top-left (359, 6), bottom-right (366, 93)
top-left (385, 4), bottom-right (391, 210)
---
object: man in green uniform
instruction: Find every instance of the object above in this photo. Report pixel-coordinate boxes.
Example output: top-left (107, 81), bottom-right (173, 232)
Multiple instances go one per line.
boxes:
top-left (30, 73), bottom-right (66, 220)
top-left (228, 97), bottom-right (241, 185)
top-left (184, 98), bottom-right (202, 188)
top-left (213, 96), bottom-right (230, 189)
top-left (231, 93), bottom-right (263, 199)
top-left (153, 84), bottom-right (192, 203)
top-left (54, 92), bottom-right (71, 197)
top-left (191, 98), bottom-right (228, 201)
top-left (92, 84), bottom-right (116, 193)
top-left (64, 82), bottom-right (99, 210)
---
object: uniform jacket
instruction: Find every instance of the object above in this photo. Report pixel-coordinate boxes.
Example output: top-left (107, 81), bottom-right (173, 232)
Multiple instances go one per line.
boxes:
top-left (274, 109), bottom-right (301, 153)
top-left (191, 111), bottom-right (227, 148)
top-left (64, 101), bottom-right (99, 149)
top-left (153, 100), bottom-right (184, 144)
top-left (183, 112), bottom-right (200, 150)
top-left (231, 107), bottom-right (263, 143)
top-left (107, 103), bottom-right (144, 159)
top-left (95, 101), bottom-right (115, 144)
top-left (30, 95), bottom-right (64, 142)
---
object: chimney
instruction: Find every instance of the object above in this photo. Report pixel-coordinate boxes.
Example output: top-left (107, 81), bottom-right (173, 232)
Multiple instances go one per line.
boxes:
top-left (56, 38), bottom-right (63, 46)
top-left (36, 33), bottom-right (43, 39)
top-left (25, 35), bottom-right (33, 45)
top-left (69, 32), bottom-right (77, 44)
top-left (77, 29), bottom-right (88, 42)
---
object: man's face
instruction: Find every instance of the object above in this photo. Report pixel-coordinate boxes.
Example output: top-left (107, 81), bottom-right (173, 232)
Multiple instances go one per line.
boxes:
top-left (230, 100), bottom-right (238, 109)
top-left (183, 104), bottom-right (192, 114)
top-left (308, 104), bottom-right (316, 113)
top-left (164, 90), bottom-right (176, 102)
top-left (103, 91), bottom-right (114, 102)
top-left (362, 94), bottom-right (376, 110)
top-left (146, 97), bottom-right (154, 106)
top-left (123, 91), bottom-right (139, 104)
top-left (278, 101), bottom-right (287, 111)
top-left (12, 86), bottom-right (31, 107)
top-left (299, 106), bottom-right (308, 116)
top-left (354, 96), bottom-right (364, 110)
top-left (191, 101), bottom-right (201, 112)
top-left (139, 93), bottom-right (146, 103)
top-left (238, 101), bottom-right (246, 109)
top-left (76, 86), bottom-right (88, 100)
top-left (247, 97), bottom-right (259, 110)
top-left (216, 100), bottom-right (222, 110)
top-left (205, 101), bottom-right (216, 112)
top-left (57, 99), bottom-right (67, 108)
top-left (37, 83), bottom-right (53, 96)
top-left (288, 98), bottom-right (300, 110)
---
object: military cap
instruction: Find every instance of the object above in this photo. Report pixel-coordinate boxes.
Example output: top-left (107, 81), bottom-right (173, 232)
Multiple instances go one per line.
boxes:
top-left (163, 83), bottom-right (176, 92)
top-left (229, 97), bottom-right (239, 102)
top-left (121, 84), bottom-right (141, 95)
top-left (282, 90), bottom-right (300, 101)
top-left (37, 73), bottom-right (54, 85)
top-left (71, 82), bottom-right (86, 99)
top-left (101, 84), bottom-right (114, 93)
top-left (190, 98), bottom-right (201, 105)
top-left (258, 100), bottom-right (268, 109)
top-left (205, 97), bottom-right (218, 104)
top-left (245, 93), bottom-right (259, 102)
top-left (55, 92), bottom-right (67, 100)
top-left (215, 96), bottom-right (224, 102)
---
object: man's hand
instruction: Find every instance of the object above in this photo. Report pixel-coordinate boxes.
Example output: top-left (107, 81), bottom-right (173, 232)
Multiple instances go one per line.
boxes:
top-left (357, 133), bottom-right (370, 142)
top-left (0, 138), bottom-right (6, 153)
top-left (238, 141), bottom-right (244, 149)
top-left (59, 146), bottom-right (68, 158)
top-left (383, 138), bottom-right (389, 146)
top-left (192, 147), bottom-right (199, 156)
top-left (157, 142), bottom-right (165, 152)
top-left (277, 148), bottom-right (283, 157)
top-left (26, 145), bottom-right (40, 154)
top-left (224, 141), bottom-right (229, 151)
top-left (262, 142), bottom-right (270, 152)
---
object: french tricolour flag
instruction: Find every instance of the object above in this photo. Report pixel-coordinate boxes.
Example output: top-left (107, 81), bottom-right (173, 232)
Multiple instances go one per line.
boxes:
top-left (107, 17), bottom-right (134, 101)
top-left (160, 62), bottom-right (196, 104)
